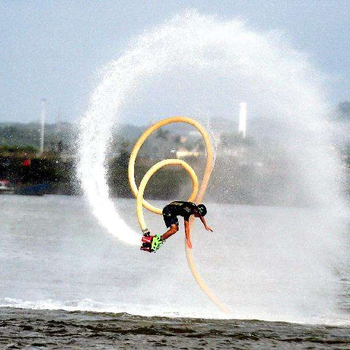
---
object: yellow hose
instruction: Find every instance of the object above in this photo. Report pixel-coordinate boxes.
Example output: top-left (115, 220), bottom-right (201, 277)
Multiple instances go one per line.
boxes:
top-left (136, 159), bottom-right (199, 232)
top-left (128, 116), bottom-right (229, 314)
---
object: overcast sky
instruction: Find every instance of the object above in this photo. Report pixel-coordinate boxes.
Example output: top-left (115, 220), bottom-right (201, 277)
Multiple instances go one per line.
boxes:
top-left (1, 0), bottom-right (349, 123)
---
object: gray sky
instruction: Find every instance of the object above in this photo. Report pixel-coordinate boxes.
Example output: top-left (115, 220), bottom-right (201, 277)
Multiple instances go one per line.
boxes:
top-left (1, 0), bottom-right (349, 123)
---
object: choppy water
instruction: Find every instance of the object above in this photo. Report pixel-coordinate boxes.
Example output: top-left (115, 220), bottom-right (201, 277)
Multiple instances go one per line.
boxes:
top-left (1, 195), bottom-right (350, 348)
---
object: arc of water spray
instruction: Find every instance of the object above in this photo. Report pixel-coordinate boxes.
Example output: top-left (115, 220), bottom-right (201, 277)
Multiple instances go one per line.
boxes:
top-left (128, 116), bottom-right (229, 314)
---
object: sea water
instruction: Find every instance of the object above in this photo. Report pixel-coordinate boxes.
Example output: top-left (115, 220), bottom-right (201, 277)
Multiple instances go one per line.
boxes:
top-left (1, 195), bottom-right (349, 324)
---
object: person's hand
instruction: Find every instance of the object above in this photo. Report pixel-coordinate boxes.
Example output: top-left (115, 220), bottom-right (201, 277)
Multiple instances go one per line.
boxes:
top-left (205, 226), bottom-right (213, 232)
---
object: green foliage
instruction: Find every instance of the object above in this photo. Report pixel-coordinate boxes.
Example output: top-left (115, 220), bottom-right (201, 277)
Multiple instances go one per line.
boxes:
top-left (337, 101), bottom-right (350, 119)
top-left (116, 141), bottom-right (130, 167)
top-left (0, 145), bottom-right (38, 154)
top-left (220, 132), bottom-right (254, 147)
top-left (0, 122), bottom-right (75, 151)
top-left (155, 129), bottom-right (170, 140)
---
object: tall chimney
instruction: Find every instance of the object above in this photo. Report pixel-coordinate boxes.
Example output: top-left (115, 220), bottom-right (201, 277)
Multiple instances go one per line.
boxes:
top-left (39, 98), bottom-right (47, 155)
top-left (238, 102), bottom-right (247, 138)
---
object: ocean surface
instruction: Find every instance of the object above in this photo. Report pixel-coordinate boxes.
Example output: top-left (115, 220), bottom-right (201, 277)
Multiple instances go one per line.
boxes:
top-left (1, 195), bottom-right (350, 349)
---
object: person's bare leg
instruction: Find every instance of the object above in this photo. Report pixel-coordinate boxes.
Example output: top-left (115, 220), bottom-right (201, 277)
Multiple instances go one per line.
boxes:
top-left (161, 224), bottom-right (179, 241)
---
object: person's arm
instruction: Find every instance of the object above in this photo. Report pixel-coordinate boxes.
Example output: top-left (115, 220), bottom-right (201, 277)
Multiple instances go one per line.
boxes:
top-left (184, 220), bottom-right (192, 248)
top-left (200, 216), bottom-right (213, 232)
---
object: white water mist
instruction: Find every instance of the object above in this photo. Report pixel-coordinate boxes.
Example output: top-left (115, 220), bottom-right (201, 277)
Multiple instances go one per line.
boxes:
top-left (77, 10), bottom-right (348, 321)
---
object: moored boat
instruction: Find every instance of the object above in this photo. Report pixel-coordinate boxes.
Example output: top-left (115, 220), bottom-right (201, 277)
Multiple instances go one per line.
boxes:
top-left (0, 180), bottom-right (15, 194)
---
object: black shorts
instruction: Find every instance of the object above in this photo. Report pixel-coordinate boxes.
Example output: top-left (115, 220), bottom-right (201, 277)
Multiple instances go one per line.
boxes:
top-left (162, 207), bottom-right (179, 228)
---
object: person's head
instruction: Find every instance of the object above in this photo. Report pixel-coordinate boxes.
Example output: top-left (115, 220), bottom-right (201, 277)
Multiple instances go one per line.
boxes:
top-left (194, 203), bottom-right (207, 217)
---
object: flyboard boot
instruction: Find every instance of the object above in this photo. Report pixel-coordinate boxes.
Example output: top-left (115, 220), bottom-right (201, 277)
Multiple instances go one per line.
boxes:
top-left (140, 232), bottom-right (163, 253)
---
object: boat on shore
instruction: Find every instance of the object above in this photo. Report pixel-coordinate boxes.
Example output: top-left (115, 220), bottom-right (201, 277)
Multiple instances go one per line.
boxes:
top-left (0, 180), bottom-right (15, 194)
top-left (14, 183), bottom-right (50, 196)
top-left (0, 180), bottom-right (50, 196)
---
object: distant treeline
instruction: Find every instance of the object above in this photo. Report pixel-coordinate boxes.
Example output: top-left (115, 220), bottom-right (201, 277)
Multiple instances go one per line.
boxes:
top-left (0, 151), bottom-right (312, 206)
top-left (0, 122), bottom-right (75, 151)
top-left (1, 100), bottom-right (350, 154)
top-left (0, 156), bottom-right (75, 195)
top-left (1, 101), bottom-right (350, 204)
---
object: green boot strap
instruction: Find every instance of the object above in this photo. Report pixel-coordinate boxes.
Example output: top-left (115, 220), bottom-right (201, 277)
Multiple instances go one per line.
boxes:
top-left (151, 235), bottom-right (163, 251)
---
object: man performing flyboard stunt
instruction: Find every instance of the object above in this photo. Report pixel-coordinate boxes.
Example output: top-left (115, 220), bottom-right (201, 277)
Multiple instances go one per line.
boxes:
top-left (140, 201), bottom-right (213, 252)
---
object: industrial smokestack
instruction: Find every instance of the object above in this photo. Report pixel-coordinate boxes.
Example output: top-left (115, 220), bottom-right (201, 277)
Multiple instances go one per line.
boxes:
top-left (238, 102), bottom-right (247, 138)
top-left (39, 98), bottom-right (47, 155)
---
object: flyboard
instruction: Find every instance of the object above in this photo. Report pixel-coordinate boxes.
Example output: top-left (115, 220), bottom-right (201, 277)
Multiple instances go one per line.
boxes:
top-left (128, 116), bottom-right (229, 314)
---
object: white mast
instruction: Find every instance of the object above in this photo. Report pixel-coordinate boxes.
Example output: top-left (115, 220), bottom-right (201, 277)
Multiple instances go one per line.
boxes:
top-left (39, 98), bottom-right (47, 155)
top-left (238, 102), bottom-right (247, 138)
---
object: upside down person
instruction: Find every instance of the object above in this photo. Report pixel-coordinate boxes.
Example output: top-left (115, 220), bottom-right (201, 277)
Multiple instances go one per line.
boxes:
top-left (140, 201), bottom-right (213, 252)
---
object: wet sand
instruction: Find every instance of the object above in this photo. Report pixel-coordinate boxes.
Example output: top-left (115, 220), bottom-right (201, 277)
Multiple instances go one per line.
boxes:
top-left (1, 308), bottom-right (350, 349)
